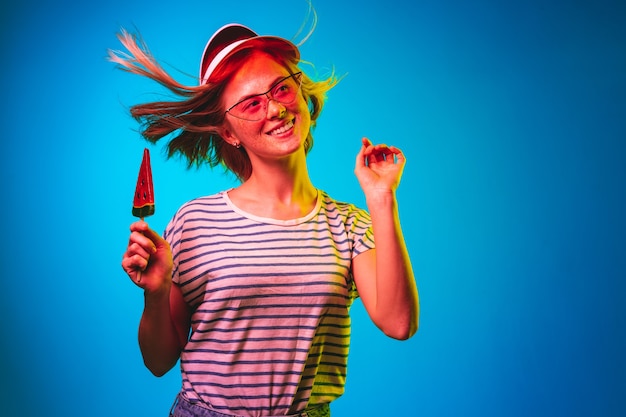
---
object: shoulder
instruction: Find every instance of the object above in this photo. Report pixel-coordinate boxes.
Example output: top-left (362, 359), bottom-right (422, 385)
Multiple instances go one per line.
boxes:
top-left (164, 191), bottom-right (233, 238)
top-left (318, 190), bottom-right (371, 227)
top-left (170, 191), bottom-right (231, 220)
top-left (320, 190), bottom-right (368, 216)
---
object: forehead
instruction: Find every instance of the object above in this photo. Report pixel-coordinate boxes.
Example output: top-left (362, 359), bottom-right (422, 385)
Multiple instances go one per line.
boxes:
top-left (223, 52), bottom-right (291, 98)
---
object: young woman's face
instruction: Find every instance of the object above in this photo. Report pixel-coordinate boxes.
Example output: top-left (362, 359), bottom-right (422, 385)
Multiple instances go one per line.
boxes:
top-left (220, 52), bottom-right (310, 161)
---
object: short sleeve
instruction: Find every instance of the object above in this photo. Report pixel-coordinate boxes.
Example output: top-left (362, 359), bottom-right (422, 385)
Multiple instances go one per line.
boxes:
top-left (163, 207), bottom-right (186, 285)
top-left (350, 209), bottom-right (375, 258)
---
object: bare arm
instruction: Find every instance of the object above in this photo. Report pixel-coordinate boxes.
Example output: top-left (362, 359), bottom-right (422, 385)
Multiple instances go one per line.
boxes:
top-left (352, 138), bottom-right (419, 340)
top-left (122, 221), bottom-right (191, 376)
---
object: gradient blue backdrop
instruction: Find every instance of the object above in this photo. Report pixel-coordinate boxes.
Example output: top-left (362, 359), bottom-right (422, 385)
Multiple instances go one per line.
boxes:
top-left (1, 0), bottom-right (624, 416)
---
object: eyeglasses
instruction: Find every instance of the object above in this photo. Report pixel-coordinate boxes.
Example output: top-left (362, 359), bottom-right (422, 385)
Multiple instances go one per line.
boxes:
top-left (225, 72), bottom-right (303, 121)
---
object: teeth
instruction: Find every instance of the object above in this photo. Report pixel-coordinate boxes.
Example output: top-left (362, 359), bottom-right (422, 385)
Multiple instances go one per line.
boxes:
top-left (268, 120), bottom-right (294, 135)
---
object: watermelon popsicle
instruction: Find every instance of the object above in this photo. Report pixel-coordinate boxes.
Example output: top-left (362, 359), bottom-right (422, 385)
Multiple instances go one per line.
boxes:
top-left (132, 148), bottom-right (155, 219)
top-left (131, 148), bottom-right (155, 284)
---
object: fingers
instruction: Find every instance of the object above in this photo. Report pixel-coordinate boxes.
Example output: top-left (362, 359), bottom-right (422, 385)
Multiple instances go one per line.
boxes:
top-left (389, 145), bottom-right (406, 166)
top-left (122, 251), bottom-right (149, 276)
top-left (122, 221), bottom-right (159, 278)
top-left (122, 221), bottom-right (174, 291)
top-left (122, 236), bottom-right (152, 276)
top-left (129, 223), bottom-right (158, 253)
top-left (358, 137), bottom-right (405, 165)
top-left (130, 220), bottom-right (170, 249)
top-left (356, 139), bottom-right (367, 168)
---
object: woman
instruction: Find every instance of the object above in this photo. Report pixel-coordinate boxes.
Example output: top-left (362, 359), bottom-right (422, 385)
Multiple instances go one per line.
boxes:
top-left (114, 22), bottom-right (419, 417)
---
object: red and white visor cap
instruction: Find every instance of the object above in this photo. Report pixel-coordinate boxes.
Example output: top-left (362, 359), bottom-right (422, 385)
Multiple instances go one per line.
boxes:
top-left (199, 23), bottom-right (300, 85)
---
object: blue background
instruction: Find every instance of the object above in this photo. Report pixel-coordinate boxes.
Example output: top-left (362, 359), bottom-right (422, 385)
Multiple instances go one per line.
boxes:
top-left (1, 0), bottom-right (624, 416)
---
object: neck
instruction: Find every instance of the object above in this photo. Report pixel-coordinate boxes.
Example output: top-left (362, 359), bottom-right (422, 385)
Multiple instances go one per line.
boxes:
top-left (244, 165), bottom-right (315, 205)
top-left (228, 152), bottom-right (318, 220)
top-left (242, 150), bottom-right (315, 204)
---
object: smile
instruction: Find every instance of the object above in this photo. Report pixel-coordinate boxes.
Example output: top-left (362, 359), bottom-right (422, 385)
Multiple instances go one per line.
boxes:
top-left (267, 118), bottom-right (294, 136)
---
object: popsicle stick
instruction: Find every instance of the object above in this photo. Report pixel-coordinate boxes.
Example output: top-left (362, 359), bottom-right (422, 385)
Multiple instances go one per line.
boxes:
top-left (137, 216), bottom-right (144, 283)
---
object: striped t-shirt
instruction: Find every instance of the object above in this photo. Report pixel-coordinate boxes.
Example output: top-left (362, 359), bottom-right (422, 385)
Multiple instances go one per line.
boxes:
top-left (163, 189), bottom-right (375, 416)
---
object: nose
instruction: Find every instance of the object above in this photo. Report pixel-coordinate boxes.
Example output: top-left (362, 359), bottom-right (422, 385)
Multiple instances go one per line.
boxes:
top-left (266, 97), bottom-right (287, 119)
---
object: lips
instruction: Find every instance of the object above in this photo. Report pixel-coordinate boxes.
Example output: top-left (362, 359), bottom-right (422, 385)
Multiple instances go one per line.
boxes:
top-left (266, 118), bottom-right (295, 136)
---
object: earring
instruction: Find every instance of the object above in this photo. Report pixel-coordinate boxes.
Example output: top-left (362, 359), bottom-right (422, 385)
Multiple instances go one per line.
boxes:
top-left (233, 141), bottom-right (241, 149)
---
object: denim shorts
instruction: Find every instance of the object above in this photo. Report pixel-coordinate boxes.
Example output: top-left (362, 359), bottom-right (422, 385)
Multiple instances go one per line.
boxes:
top-left (169, 393), bottom-right (330, 417)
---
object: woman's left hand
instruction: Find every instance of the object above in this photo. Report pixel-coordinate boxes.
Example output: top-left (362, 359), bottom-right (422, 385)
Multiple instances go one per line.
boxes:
top-left (354, 137), bottom-right (406, 196)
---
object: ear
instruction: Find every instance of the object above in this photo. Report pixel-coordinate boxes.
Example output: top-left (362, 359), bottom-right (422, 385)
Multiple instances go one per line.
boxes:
top-left (218, 124), bottom-right (239, 147)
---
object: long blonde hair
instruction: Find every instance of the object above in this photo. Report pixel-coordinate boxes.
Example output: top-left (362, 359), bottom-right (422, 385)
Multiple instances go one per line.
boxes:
top-left (109, 29), bottom-right (337, 181)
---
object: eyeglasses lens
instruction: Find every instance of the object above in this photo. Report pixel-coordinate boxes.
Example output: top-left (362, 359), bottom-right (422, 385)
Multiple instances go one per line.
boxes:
top-left (228, 73), bottom-right (302, 121)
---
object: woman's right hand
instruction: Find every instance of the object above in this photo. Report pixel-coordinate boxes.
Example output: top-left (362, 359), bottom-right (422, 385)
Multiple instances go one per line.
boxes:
top-left (121, 221), bottom-right (173, 293)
